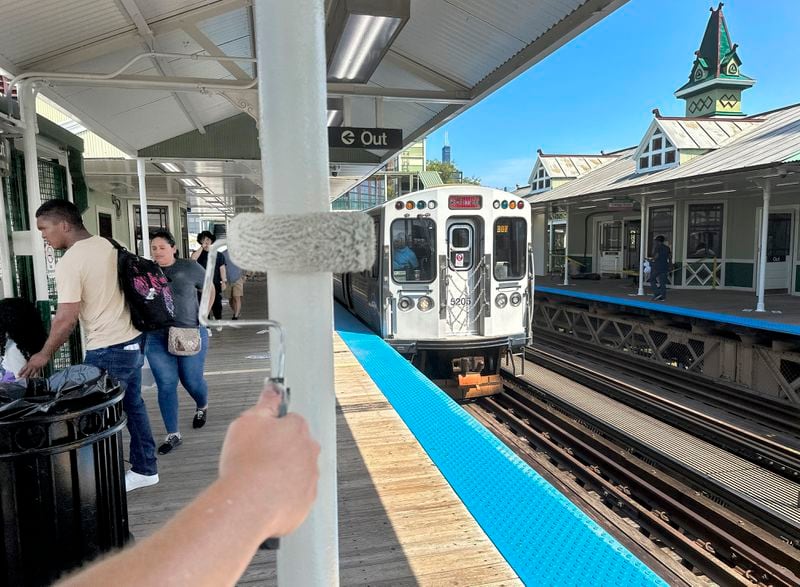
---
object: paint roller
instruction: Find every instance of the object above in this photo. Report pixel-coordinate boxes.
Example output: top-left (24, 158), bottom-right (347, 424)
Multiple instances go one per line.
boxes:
top-left (198, 210), bottom-right (375, 549)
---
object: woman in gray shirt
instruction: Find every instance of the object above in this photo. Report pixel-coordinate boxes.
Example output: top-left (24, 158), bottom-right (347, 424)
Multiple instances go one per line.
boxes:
top-left (146, 230), bottom-right (213, 454)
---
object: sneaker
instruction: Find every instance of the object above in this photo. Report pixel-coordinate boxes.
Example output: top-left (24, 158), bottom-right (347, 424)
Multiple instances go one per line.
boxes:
top-left (207, 328), bottom-right (213, 338)
top-left (232, 315), bottom-right (239, 321)
top-left (216, 327), bottom-right (223, 332)
top-left (125, 470), bottom-right (159, 492)
top-left (653, 295), bottom-right (665, 301)
top-left (158, 433), bottom-right (182, 455)
top-left (193, 408), bottom-right (208, 429)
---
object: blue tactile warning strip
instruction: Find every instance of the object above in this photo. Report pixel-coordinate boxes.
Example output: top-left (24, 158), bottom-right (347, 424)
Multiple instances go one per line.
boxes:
top-left (334, 305), bottom-right (667, 586)
top-left (537, 285), bottom-right (800, 337)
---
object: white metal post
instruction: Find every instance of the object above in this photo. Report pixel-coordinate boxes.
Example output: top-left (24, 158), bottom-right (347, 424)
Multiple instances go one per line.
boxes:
top-left (562, 204), bottom-right (570, 285)
top-left (755, 181), bottom-right (771, 312)
top-left (253, 0), bottom-right (338, 585)
top-left (637, 195), bottom-right (647, 296)
top-left (0, 176), bottom-right (13, 298)
top-left (137, 158), bottom-right (150, 258)
top-left (546, 203), bottom-right (552, 273)
top-left (20, 81), bottom-right (49, 305)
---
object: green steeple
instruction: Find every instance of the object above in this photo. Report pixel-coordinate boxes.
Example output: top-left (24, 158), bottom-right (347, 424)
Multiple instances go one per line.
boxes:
top-left (674, 3), bottom-right (754, 117)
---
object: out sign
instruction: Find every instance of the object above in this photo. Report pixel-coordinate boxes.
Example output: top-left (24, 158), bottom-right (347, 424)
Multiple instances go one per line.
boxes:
top-left (328, 126), bottom-right (403, 149)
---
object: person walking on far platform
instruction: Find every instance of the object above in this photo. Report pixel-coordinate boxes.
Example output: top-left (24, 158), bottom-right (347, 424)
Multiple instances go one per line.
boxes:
top-left (650, 235), bottom-right (672, 301)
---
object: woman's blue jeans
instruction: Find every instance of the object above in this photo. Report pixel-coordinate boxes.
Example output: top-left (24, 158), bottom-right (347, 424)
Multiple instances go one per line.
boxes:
top-left (145, 328), bottom-right (209, 435)
top-left (84, 336), bottom-right (157, 476)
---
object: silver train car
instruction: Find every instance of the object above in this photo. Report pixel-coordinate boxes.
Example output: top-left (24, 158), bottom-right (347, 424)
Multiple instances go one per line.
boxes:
top-left (335, 185), bottom-right (532, 399)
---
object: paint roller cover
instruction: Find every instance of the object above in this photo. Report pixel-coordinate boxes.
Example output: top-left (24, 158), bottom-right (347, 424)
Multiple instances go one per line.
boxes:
top-left (228, 212), bottom-right (376, 273)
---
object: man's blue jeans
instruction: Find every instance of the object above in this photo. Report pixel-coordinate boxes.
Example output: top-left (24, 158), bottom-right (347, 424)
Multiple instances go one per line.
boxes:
top-left (650, 270), bottom-right (668, 299)
top-left (84, 336), bottom-right (157, 476)
top-left (145, 328), bottom-right (209, 435)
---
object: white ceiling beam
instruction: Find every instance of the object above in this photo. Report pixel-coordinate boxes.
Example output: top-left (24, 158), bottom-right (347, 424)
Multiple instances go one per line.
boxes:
top-left (182, 23), bottom-right (252, 81)
top-left (22, 0), bottom-right (252, 71)
top-left (114, 0), bottom-right (207, 135)
top-left (383, 51), bottom-right (469, 92)
top-left (327, 84), bottom-right (470, 104)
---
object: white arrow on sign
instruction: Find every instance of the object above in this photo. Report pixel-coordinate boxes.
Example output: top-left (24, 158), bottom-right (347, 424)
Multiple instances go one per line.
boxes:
top-left (341, 130), bottom-right (355, 145)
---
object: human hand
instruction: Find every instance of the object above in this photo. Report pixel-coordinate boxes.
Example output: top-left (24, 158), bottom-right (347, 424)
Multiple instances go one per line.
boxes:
top-left (220, 280), bottom-right (227, 292)
top-left (218, 384), bottom-right (320, 539)
top-left (18, 351), bottom-right (50, 378)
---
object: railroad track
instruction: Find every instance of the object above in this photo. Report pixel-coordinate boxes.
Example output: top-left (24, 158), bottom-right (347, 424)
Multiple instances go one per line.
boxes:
top-left (522, 338), bottom-right (800, 484)
top-left (533, 328), bottom-right (800, 440)
top-left (470, 381), bottom-right (800, 586)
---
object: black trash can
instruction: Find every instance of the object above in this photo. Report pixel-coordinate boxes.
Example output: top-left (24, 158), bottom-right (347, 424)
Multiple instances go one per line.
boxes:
top-left (0, 367), bottom-right (129, 586)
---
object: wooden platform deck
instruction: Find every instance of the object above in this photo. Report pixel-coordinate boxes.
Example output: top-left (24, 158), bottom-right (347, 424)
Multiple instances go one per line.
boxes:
top-left (126, 281), bottom-right (518, 585)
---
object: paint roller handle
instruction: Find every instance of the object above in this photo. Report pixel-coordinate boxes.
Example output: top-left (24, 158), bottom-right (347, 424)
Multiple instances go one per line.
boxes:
top-left (259, 378), bottom-right (290, 550)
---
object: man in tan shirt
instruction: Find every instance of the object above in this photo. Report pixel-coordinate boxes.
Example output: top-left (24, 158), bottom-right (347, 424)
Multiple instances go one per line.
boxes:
top-left (20, 199), bottom-right (158, 491)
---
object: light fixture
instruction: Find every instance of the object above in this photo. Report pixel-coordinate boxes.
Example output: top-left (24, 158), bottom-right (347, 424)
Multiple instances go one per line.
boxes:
top-left (178, 177), bottom-right (200, 187)
top-left (578, 205), bottom-right (597, 210)
top-left (702, 189), bottom-right (736, 195)
top-left (591, 197), bottom-right (613, 202)
top-left (156, 162), bottom-right (182, 173)
top-left (326, 0), bottom-right (410, 83)
top-left (327, 98), bottom-right (343, 127)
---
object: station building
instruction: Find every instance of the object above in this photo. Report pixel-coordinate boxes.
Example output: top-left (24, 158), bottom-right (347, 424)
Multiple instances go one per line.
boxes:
top-left (525, 4), bottom-right (800, 305)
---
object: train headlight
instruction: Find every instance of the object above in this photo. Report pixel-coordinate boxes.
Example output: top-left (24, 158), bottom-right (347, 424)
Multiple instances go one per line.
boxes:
top-left (417, 296), bottom-right (434, 312)
top-left (398, 296), bottom-right (414, 311)
top-left (493, 200), bottom-right (501, 209)
top-left (510, 292), bottom-right (522, 306)
top-left (417, 200), bottom-right (426, 209)
top-left (495, 293), bottom-right (508, 308)
top-left (428, 200), bottom-right (437, 209)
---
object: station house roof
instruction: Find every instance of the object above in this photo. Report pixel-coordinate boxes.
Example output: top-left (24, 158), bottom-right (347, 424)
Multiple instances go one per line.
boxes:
top-left (526, 102), bottom-right (800, 207)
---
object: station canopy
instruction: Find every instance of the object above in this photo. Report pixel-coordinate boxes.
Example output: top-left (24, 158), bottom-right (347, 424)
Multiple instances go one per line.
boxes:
top-left (0, 0), bottom-right (628, 214)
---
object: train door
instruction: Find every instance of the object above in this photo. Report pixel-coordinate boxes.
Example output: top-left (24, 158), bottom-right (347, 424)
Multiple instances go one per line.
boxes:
top-left (445, 219), bottom-right (481, 335)
top-left (755, 208), bottom-right (795, 291)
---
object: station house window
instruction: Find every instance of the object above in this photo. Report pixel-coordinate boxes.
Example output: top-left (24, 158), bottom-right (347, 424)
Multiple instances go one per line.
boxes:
top-left (647, 205), bottom-right (674, 256)
top-left (390, 218), bottom-right (436, 283)
top-left (686, 203), bottom-right (723, 258)
top-left (638, 129), bottom-right (677, 172)
top-left (531, 166), bottom-right (550, 193)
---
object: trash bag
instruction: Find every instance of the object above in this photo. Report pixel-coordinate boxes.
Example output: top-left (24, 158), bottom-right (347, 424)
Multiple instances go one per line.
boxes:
top-left (0, 365), bottom-right (113, 421)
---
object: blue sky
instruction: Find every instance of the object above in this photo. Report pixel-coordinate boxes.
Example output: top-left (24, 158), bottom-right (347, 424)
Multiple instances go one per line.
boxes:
top-left (426, 0), bottom-right (800, 190)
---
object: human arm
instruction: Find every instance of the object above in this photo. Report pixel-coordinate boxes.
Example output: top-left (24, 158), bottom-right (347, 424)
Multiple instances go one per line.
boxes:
top-left (18, 302), bottom-right (80, 378)
top-left (190, 248), bottom-right (202, 261)
top-left (57, 384), bottom-right (320, 587)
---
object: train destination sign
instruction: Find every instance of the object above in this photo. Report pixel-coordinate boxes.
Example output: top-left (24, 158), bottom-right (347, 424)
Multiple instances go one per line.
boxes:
top-left (328, 126), bottom-right (403, 149)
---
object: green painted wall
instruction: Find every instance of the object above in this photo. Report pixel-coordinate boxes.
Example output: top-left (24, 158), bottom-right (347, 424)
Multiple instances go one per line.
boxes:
top-left (726, 196), bottom-right (759, 259)
top-left (725, 262), bottom-right (753, 287)
top-left (83, 190), bottom-right (131, 248)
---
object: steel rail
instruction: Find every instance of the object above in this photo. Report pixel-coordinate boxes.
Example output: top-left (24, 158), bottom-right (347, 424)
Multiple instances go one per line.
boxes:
top-left (523, 338), bottom-right (800, 483)
top-left (533, 328), bottom-right (800, 436)
top-left (477, 382), bottom-right (800, 586)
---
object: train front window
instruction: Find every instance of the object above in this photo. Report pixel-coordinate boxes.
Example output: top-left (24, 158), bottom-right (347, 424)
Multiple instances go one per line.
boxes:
top-left (391, 218), bottom-right (436, 283)
top-left (494, 218), bottom-right (527, 280)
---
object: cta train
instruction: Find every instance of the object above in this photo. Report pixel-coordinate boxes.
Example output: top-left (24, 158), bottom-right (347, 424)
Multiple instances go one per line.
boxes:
top-left (334, 185), bottom-right (532, 399)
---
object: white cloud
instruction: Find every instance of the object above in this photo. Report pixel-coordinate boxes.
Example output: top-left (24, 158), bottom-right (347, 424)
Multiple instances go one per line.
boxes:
top-left (476, 157), bottom-right (535, 190)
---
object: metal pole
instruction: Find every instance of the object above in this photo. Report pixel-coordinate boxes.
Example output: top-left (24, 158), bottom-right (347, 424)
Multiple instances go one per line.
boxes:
top-left (137, 158), bottom-right (150, 258)
top-left (637, 195), bottom-right (647, 296)
top-left (755, 181), bottom-right (771, 312)
top-left (20, 81), bottom-right (49, 305)
top-left (562, 204), bottom-right (570, 286)
top-left (253, 1), bottom-right (338, 585)
top-left (546, 203), bottom-right (552, 273)
top-left (0, 176), bottom-right (13, 298)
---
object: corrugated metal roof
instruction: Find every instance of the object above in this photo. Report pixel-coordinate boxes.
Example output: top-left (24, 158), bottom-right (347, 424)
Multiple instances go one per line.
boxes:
top-left (527, 103), bottom-right (800, 206)
top-left (418, 170), bottom-right (444, 187)
top-left (657, 117), bottom-right (761, 150)
top-left (537, 154), bottom-right (618, 179)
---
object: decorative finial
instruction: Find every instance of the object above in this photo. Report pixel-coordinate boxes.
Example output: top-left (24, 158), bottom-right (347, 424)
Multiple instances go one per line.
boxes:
top-left (600, 150), bottom-right (605, 155)
top-left (652, 108), bottom-right (662, 117)
top-left (537, 148), bottom-right (544, 155)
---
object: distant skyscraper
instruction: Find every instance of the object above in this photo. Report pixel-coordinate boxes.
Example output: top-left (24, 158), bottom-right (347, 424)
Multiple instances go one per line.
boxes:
top-left (442, 131), bottom-right (451, 163)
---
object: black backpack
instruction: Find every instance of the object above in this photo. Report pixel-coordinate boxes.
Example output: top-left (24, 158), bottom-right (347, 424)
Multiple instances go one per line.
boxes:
top-left (106, 239), bottom-right (175, 331)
